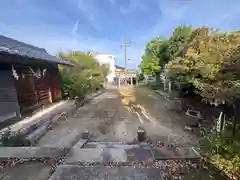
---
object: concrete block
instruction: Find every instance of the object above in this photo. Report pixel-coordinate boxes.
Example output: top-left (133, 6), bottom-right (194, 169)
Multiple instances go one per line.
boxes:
top-left (26, 123), bottom-right (49, 145)
top-left (164, 96), bottom-right (182, 111)
top-left (81, 130), bottom-right (90, 139)
top-left (152, 146), bottom-right (200, 160)
top-left (65, 148), bottom-right (127, 164)
top-left (125, 148), bottom-right (153, 163)
top-left (48, 165), bottom-right (164, 180)
top-left (0, 147), bottom-right (66, 160)
top-left (84, 142), bottom-right (140, 149)
top-left (137, 129), bottom-right (146, 142)
top-left (71, 139), bottom-right (88, 149)
top-left (44, 130), bottom-right (82, 150)
top-left (185, 109), bottom-right (202, 127)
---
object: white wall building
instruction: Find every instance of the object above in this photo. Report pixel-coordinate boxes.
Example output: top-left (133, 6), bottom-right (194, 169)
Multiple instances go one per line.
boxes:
top-left (94, 54), bottom-right (115, 83)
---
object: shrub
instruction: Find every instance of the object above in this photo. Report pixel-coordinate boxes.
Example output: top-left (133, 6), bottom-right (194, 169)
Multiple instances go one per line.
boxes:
top-left (201, 133), bottom-right (240, 179)
top-left (58, 51), bottom-right (107, 99)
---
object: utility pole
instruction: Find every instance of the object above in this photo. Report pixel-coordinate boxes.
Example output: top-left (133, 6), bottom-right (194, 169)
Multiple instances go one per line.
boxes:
top-left (123, 40), bottom-right (127, 72)
top-left (121, 40), bottom-right (133, 84)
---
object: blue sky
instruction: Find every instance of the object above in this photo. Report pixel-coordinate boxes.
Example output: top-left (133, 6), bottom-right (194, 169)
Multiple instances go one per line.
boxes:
top-left (0, 0), bottom-right (240, 68)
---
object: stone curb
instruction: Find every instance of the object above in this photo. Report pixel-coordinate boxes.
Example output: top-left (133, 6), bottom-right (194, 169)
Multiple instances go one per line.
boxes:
top-left (155, 90), bottom-right (169, 97)
top-left (0, 136), bottom-right (87, 161)
top-left (152, 146), bottom-right (201, 161)
top-left (75, 90), bottom-right (105, 108)
top-left (0, 100), bottom-right (75, 139)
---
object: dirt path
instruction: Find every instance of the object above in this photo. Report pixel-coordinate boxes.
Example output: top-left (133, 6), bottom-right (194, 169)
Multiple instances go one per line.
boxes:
top-left (38, 87), bottom-right (199, 148)
top-left (134, 87), bottom-right (199, 147)
top-left (37, 89), bottom-right (141, 146)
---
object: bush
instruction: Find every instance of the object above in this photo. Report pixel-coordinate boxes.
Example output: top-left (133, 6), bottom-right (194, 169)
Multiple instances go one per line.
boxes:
top-left (58, 51), bottom-right (107, 99)
top-left (201, 133), bottom-right (240, 179)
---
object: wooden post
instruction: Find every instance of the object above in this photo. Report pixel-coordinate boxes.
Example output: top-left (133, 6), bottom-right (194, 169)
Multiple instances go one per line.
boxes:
top-left (118, 73), bottom-right (120, 88)
top-left (131, 76), bottom-right (133, 86)
top-left (168, 80), bottom-right (172, 93)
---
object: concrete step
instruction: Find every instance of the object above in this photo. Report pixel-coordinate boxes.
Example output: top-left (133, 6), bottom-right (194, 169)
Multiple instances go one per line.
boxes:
top-left (83, 141), bottom-right (149, 149)
top-left (64, 147), bottom-right (154, 165)
top-left (152, 146), bottom-right (200, 160)
top-left (48, 165), bottom-right (167, 180)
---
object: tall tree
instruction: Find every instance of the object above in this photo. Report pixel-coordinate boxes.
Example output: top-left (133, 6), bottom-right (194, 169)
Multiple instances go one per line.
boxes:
top-left (168, 25), bottom-right (192, 58)
top-left (166, 27), bottom-right (240, 135)
top-left (141, 37), bottom-right (170, 83)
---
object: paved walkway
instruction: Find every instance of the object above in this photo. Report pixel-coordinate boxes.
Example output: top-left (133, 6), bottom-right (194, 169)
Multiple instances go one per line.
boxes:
top-left (37, 89), bottom-right (140, 146)
top-left (0, 87), bottom-right (225, 180)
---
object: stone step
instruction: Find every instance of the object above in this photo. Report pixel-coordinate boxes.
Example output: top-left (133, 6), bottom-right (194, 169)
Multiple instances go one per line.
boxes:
top-left (64, 147), bottom-right (154, 165)
top-left (83, 142), bottom-right (149, 149)
top-left (48, 165), bottom-right (167, 180)
top-left (152, 146), bottom-right (201, 160)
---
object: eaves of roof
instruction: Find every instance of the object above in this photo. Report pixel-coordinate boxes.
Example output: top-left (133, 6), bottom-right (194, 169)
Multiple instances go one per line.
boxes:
top-left (0, 35), bottom-right (72, 66)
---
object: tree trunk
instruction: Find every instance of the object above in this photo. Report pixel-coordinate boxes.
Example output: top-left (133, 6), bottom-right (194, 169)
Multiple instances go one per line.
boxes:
top-left (232, 103), bottom-right (237, 137)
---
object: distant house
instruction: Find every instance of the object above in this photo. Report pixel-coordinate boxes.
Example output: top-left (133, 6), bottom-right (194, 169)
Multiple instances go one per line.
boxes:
top-left (115, 65), bottom-right (125, 73)
top-left (115, 65), bottom-right (136, 77)
top-left (94, 54), bottom-right (115, 83)
top-left (0, 35), bottom-right (71, 123)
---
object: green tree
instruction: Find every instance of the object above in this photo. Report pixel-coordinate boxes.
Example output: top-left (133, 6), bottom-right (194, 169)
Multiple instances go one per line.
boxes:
top-left (58, 51), bottom-right (106, 99)
top-left (141, 37), bottom-right (170, 83)
top-left (168, 25), bottom-right (192, 58)
top-left (166, 27), bottom-right (240, 135)
top-left (162, 26), bottom-right (240, 179)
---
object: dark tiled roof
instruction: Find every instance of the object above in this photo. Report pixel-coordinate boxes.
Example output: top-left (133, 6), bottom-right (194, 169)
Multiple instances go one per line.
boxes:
top-left (115, 65), bottom-right (125, 69)
top-left (0, 35), bottom-right (72, 65)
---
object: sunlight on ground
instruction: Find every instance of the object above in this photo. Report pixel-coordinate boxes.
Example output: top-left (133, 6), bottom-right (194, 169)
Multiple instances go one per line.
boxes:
top-left (118, 88), bottom-right (157, 125)
top-left (0, 101), bottom-right (66, 133)
top-left (118, 88), bottom-right (136, 106)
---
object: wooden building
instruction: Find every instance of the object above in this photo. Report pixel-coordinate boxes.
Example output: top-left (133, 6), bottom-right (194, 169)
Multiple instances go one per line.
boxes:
top-left (0, 35), bottom-right (71, 123)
